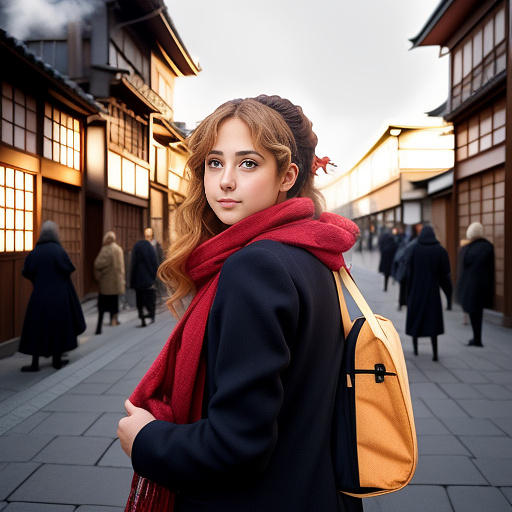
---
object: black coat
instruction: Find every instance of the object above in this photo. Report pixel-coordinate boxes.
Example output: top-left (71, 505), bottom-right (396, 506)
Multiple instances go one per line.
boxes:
top-left (19, 241), bottom-right (85, 357)
top-left (378, 232), bottom-right (398, 276)
top-left (130, 240), bottom-right (158, 290)
top-left (405, 227), bottom-right (452, 337)
top-left (457, 238), bottom-right (495, 314)
top-left (132, 240), bottom-right (361, 512)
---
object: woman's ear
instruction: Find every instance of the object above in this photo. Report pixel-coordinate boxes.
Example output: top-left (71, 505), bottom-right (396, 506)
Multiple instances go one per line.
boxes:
top-left (279, 163), bottom-right (299, 192)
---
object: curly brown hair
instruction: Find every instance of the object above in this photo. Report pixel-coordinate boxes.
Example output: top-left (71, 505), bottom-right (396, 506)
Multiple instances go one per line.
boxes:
top-left (159, 96), bottom-right (324, 317)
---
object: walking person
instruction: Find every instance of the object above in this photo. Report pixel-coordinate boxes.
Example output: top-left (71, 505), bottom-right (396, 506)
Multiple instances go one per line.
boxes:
top-left (457, 222), bottom-right (495, 347)
top-left (144, 227), bottom-right (164, 266)
top-left (18, 220), bottom-right (85, 371)
top-left (93, 231), bottom-right (125, 335)
top-left (130, 233), bottom-right (158, 327)
top-left (144, 226), bottom-right (166, 302)
top-left (117, 95), bottom-right (361, 511)
top-left (404, 225), bottom-right (452, 361)
top-left (378, 228), bottom-right (397, 291)
top-left (392, 222), bottom-right (422, 311)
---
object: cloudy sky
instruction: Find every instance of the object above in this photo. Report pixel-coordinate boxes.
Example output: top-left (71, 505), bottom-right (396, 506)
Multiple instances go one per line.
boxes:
top-left (167, 0), bottom-right (449, 181)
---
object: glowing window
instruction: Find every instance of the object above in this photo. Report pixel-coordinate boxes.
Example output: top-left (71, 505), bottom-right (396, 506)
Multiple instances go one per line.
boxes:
top-left (0, 167), bottom-right (34, 252)
top-left (43, 104), bottom-right (81, 170)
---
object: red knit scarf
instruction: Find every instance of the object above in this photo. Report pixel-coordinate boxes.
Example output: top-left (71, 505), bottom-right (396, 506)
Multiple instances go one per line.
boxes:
top-left (124, 198), bottom-right (359, 511)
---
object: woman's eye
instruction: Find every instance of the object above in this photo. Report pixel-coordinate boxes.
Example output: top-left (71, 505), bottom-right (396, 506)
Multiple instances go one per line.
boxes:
top-left (241, 160), bottom-right (257, 170)
top-left (207, 159), bottom-right (222, 169)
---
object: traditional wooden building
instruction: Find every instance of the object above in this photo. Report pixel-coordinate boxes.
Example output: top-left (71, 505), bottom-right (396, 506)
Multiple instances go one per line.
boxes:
top-left (21, 0), bottom-right (200, 294)
top-left (0, 29), bottom-right (102, 351)
top-left (411, 0), bottom-right (511, 326)
top-left (321, 122), bottom-right (454, 249)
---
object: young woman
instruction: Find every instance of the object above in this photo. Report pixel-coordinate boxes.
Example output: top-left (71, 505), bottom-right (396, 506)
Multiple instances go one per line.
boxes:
top-left (117, 95), bottom-right (361, 511)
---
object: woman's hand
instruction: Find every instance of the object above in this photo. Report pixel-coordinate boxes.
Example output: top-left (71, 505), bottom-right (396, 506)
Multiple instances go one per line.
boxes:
top-left (117, 399), bottom-right (156, 458)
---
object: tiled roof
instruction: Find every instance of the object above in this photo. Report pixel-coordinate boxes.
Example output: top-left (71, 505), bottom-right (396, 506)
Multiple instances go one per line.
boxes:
top-left (0, 28), bottom-right (104, 113)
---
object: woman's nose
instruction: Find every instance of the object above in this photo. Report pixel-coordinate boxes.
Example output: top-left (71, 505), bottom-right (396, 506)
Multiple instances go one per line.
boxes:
top-left (220, 166), bottom-right (236, 190)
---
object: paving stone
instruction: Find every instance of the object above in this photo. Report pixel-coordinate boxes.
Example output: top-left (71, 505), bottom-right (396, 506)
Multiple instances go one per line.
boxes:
top-left (442, 417), bottom-right (506, 436)
top-left (8, 464), bottom-right (133, 507)
top-left (411, 399), bottom-right (434, 419)
top-left (0, 502), bottom-right (6, 511)
top-left (410, 382), bottom-right (448, 399)
top-left (33, 436), bottom-right (113, 465)
top-left (411, 456), bottom-right (487, 485)
top-left (84, 413), bottom-right (124, 438)
top-left (441, 356), bottom-right (471, 371)
top-left (459, 400), bottom-right (512, 419)
top-left (29, 412), bottom-right (100, 436)
top-left (502, 487), bottom-right (512, 505)
top-left (473, 458), bottom-right (512, 486)
top-left (0, 462), bottom-right (40, 500)
top-left (460, 355), bottom-right (503, 372)
top-left (97, 440), bottom-right (132, 468)
top-left (102, 353), bottom-right (144, 372)
top-left (6, 413), bottom-right (51, 435)
top-left (0, 436), bottom-right (53, 462)
top-left (67, 383), bottom-right (113, 395)
top-left (415, 417), bottom-right (451, 436)
top-left (363, 485), bottom-right (452, 512)
top-left (42, 395), bottom-right (125, 413)
top-left (422, 399), bottom-right (470, 418)
top-left (438, 383), bottom-right (485, 399)
top-left (104, 381), bottom-right (138, 396)
top-left (418, 435), bottom-right (470, 456)
top-left (482, 371), bottom-right (512, 385)
top-left (422, 369), bottom-right (460, 384)
top-left (493, 418), bottom-right (512, 436)
top-left (460, 436), bottom-right (512, 459)
top-left (451, 369), bottom-right (493, 384)
top-left (473, 384), bottom-right (512, 400)
top-left (2, 503), bottom-right (75, 511)
top-left (447, 485), bottom-right (512, 512)
top-left (84, 370), bottom-right (128, 385)
top-left (0, 391), bottom-right (15, 403)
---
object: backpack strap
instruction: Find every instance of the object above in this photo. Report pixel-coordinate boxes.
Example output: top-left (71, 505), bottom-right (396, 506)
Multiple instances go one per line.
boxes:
top-left (333, 270), bottom-right (352, 339)
top-left (334, 267), bottom-right (388, 342)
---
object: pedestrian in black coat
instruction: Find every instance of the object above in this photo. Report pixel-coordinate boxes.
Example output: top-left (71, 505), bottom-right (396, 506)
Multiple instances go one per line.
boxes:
top-left (378, 230), bottom-right (398, 291)
top-left (130, 238), bottom-right (158, 327)
top-left (392, 223), bottom-right (422, 310)
top-left (404, 225), bottom-right (452, 361)
top-left (457, 222), bottom-right (494, 347)
top-left (18, 221), bottom-right (86, 371)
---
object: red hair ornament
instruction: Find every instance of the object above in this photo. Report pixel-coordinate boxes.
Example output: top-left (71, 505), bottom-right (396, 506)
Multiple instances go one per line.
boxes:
top-left (312, 156), bottom-right (337, 175)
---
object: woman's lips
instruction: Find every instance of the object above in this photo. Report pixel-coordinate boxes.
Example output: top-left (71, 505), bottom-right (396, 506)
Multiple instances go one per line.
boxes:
top-left (218, 199), bottom-right (240, 208)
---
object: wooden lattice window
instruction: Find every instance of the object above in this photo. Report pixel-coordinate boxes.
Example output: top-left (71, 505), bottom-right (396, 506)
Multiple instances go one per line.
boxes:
top-left (0, 166), bottom-right (35, 252)
top-left (43, 104), bottom-right (81, 170)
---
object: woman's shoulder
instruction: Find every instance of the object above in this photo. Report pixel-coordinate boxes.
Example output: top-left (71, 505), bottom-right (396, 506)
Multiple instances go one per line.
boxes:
top-left (226, 240), bottom-right (317, 269)
top-left (221, 240), bottom-right (329, 292)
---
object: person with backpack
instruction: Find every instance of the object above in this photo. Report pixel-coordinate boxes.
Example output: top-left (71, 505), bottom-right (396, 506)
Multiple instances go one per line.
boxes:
top-left (117, 95), bottom-right (361, 512)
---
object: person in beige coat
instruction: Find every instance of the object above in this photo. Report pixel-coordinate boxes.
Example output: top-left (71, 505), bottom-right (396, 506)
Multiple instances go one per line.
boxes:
top-left (94, 231), bottom-right (125, 335)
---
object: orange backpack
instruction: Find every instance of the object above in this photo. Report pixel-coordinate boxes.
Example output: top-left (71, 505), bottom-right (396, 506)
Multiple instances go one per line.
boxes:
top-left (332, 267), bottom-right (418, 498)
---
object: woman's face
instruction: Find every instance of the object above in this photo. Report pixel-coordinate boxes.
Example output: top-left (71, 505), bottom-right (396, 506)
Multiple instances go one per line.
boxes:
top-left (204, 117), bottom-right (297, 226)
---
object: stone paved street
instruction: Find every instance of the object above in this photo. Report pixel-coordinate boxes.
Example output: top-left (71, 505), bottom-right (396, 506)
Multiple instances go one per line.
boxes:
top-left (0, 251), bottom-right (511, 511)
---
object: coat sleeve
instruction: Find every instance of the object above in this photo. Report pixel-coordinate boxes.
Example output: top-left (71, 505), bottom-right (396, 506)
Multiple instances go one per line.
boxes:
top-left (131, 247), bottom-right (299, 490)
top-left (93, 247), bottom-right (109, 282)
top-left (439, 248), bottom-right (452, 308)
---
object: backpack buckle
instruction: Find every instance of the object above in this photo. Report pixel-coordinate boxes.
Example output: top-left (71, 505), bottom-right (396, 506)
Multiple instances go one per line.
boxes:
top-left (375, 364), bottom-right (386, 383)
